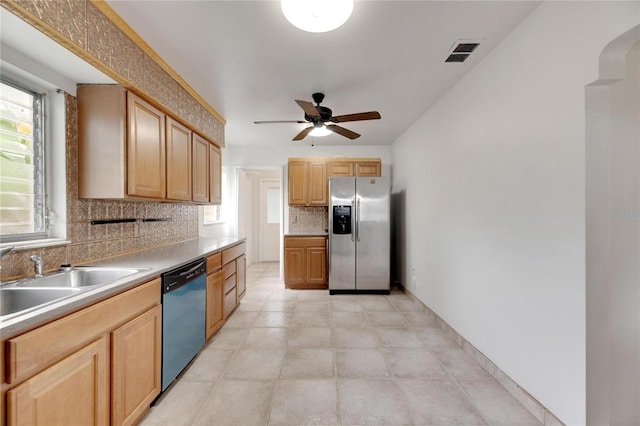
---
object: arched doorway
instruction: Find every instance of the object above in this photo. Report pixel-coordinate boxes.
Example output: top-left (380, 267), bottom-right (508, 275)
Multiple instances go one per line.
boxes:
top-left (585, 26), bottom-right (639, 425)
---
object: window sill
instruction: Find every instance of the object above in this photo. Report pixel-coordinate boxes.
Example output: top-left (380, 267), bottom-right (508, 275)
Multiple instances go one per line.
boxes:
top-left (203, 222), bottom-right (225, 227)
top-left (0, 238), bottom-right (71, 251)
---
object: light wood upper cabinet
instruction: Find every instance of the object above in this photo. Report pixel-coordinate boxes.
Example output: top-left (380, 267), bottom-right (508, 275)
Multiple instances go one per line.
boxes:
top-left (327, 159), bottom-right (381, 177)
top-left (192, 133), bottom-right (210, 203)
top-left (210, 143), bottom-right (222, 205)
top-left (354, 161), bottom-right (381, 177)
top-left (288, 160), bottom-right (327, 206)
top-left (327, 161), bottom-right (354, 177)
top-left (288, 161), bottom-right (308, 205)
top-left (127, 92), bottom-right (166, 199)
top-left (7, 337), bottom-right (109, 426)
top-left (166, 117), bottom-right (192, 201)
top-left (288, 158), bottom-right (380, 206)
top-left (308, 161), bottom-right (328, 205)
top-left (77, 85), bottom-right (222, 204)
top-left (111, 305), bottom-right (162, 426)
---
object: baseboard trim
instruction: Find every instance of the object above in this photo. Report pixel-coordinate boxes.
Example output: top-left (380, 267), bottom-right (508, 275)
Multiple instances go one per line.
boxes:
top-left (401, 286), bottom-right (565, 426)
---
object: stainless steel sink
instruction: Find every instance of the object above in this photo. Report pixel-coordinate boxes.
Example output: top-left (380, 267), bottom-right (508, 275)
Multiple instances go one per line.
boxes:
top-left (10, 266), bottom-right (148, 289)
top-left (0, 266), bottom-right (149, 320)
top-left (0, 287), bottom-right (83, 318)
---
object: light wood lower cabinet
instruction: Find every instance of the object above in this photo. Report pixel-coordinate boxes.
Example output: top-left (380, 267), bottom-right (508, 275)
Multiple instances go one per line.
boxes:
top-left (284, 237), bottom-right (327, 289)
top-left (221, 242), bottom-right (247, 319)
top-left (7, 337), bottom-right (110, 426)
top-left (206, 269), bottom-right (224, 339)
top-left (236, 254), bottom-right (246, 300)
top-left (3, 279), bottom-right (161, 426)
top-left (111, 305), bottom-right (162, 426)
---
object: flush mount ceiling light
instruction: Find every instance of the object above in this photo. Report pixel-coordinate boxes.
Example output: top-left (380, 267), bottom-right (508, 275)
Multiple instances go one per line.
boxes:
top-left (309, 124), bottom-right (332, 137)
top-left (281, 0), bottom-right (354, 33)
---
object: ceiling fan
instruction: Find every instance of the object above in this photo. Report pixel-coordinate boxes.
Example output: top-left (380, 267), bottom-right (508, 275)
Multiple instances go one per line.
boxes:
top-left (254, 93), bottom-right (381, 141)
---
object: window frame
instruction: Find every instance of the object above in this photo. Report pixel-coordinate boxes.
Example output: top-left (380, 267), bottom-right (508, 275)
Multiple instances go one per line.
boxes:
top-left (0, 77), bottom-right (48, 242)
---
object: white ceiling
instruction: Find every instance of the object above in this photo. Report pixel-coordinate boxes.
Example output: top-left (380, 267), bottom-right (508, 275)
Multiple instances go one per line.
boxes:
top-left (2, 1), bottom-right (541, 148)
top-left (106, 1), bottom-right (540, 147)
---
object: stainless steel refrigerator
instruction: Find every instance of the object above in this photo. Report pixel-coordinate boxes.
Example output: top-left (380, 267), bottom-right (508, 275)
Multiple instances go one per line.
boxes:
top-left (328, 177), bottom-right (390, 294)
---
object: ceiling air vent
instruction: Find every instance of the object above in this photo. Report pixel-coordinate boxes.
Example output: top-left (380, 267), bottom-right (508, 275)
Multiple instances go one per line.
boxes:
top-left (445, 41), bottom-right (480, 63)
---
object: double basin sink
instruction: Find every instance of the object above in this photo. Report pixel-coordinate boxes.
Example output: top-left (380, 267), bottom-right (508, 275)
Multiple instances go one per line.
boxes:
top-left (1, 266), bottom-right (148, 320)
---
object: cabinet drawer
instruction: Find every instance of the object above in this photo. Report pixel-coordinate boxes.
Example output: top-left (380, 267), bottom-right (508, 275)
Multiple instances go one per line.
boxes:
top-left (223, 261), bottom-right (236, 279)
top-left (222, 242), bottom-right (246, 265)
top-left (284, 236), bottom-right (326, 248)
top-left (223, 287), bottom-right (237, 319)
top-left (207, 252), bottom-right (222, 273)
top-left (6, 279), bottom-right (161, 385)
top-left (224, 274), bottom-right (236, 294)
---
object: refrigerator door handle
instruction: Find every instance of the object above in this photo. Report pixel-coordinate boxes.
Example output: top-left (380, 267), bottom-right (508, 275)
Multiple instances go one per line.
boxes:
top-left (351, 197), bottom-right (356, 242)
top-left (356, 197), bottom-right (361, 242)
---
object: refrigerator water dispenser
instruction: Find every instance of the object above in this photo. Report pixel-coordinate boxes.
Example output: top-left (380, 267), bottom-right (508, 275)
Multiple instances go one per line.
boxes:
top-left (332, 205), bottom-right (352, 235)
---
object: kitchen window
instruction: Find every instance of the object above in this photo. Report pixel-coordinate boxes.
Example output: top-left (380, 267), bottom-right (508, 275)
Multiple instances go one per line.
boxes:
top-left (0, 79), bottom-right (47, 241)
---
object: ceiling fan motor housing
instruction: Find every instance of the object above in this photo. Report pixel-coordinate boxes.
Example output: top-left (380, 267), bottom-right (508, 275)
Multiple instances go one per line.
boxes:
top-left (305, 105), bottom-right (333, 123)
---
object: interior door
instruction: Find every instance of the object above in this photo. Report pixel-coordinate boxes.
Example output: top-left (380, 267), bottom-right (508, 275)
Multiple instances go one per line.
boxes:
top-left (259, 179), bottom-right (280, 262)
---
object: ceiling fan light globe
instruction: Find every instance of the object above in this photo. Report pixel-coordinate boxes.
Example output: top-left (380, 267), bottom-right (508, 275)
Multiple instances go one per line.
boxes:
top-left (309, 126), bottom-right (332, 137)
top-left (281, 0), bottom-right (353, 33)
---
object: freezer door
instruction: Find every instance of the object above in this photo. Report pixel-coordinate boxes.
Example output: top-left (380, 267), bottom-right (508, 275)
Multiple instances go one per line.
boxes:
top-left (355, 177), bottom-right (390, 291)
top-left (329, 178), bottom-right (356, 290)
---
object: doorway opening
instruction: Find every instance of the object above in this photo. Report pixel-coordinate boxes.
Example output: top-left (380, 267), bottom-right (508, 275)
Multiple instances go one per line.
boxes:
top-left (237, 168), bottom-right (283, 272)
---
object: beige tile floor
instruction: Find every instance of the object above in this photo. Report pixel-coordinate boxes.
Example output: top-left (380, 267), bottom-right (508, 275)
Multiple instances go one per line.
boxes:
top-left (140, 262), bottom-right (542, 426)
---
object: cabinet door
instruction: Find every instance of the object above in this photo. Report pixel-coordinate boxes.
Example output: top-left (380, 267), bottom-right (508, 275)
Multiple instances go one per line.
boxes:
top-left (209, 143), bottom-right (222, 205)
top-left (236, 254), bottom-right (246, 300)
top-left (112, 305), bottom-right (161, 426)
top-left (192, 134), bottom-right (210, 203)
top-left (354, 161), bottom-right (381, 177)
top-left (7, 337), bottom-right (109, 426)
top-left (308, 161), bottom-right (328, 205)
top-left (127, 92), bottom-right (166, 199)
top-left (166, 117), bottom-right (192, 201)
top-left (288, 161), bottom-right (307, 205)
top-left (306, 247), bottom-right (327, 286)
top-left (206, 269), bottom-right (225, 339)
top-left (327, 161), bottom-right (353, 177)
top-left (284, 247), bottom-right (306, 286)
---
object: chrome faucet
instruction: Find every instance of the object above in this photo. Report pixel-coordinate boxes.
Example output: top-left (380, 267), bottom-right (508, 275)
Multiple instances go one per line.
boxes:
top-left (30, 255), bottom-right (44, 278)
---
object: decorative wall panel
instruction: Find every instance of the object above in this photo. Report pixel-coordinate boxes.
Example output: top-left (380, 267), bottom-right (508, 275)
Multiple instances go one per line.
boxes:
top-left (1, 0), bottom-right (225, 146)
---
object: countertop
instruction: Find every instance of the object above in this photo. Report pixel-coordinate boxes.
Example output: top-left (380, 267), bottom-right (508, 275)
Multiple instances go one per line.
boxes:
top-left (0, 236), bottom-right (245, 339)
top-left (285, 232), bottom-right (328, 237)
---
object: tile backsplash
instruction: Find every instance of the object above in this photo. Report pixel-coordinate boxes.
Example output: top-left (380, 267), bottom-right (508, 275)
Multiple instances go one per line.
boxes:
top-left (289, 206), bottom-right (328, 234)
top-left (0, 94), bottom-right (198, 281)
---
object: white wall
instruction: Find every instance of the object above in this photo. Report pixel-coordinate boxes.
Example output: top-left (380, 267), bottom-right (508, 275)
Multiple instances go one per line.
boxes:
top-left (390, 2), bottom-right (639, 425)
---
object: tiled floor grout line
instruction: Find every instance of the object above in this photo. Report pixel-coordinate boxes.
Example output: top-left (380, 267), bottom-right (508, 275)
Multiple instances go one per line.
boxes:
top-left (142, 263), bottom-right (543, 426)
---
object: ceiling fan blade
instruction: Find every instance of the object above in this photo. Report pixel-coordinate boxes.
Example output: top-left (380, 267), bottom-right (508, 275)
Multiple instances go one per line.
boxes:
top-left (254, 120), bottom-right (307, 124)
top-left (295, 100), bottom-right (320, 118)
top-left (327, 124), bottom-right (360, 140)
top-left (292, 126), bottom-right (314, 141)
top-left (331, 111), bottom-right (381, 123)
